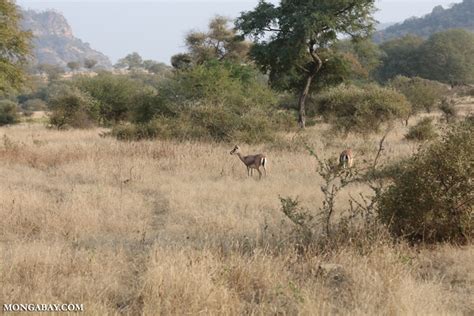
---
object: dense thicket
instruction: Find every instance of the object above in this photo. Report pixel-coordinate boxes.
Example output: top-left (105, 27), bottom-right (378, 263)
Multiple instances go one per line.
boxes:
top-left (112, 61), bottom-right (294, 143)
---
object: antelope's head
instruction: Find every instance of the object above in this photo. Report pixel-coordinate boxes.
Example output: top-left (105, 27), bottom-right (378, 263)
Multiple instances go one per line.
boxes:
top-left (230, 145), bottom-right (240, 155)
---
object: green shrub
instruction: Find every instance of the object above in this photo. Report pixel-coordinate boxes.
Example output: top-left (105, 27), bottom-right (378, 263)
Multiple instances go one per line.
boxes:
top-left (389, 76), bottom-right (447, 123)
top-left (313, 84), bottom-right (410, 134)
top-left (74, 73), bottom-right (143, 124)
top-left (405, 117), bottom-right (437, 141)
top-left (112, 61), bottom-right (293, 143)
top-left (48, 86), bottom-right (99, 129)
top-left (112, 105), bottom-right (292, 143)
top-left (378, 119), bottom-right (473, 243)
top-left (129, 88), bottom-right (167, 124)
top-left (0, 100), bottom-right (19, 125)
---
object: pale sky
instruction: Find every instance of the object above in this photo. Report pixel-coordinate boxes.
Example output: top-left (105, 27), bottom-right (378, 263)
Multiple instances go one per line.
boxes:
top-left (16, 0), bottom-right (462, 64)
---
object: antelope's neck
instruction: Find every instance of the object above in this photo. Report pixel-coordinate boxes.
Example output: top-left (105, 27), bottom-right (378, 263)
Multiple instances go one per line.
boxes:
top-left (236, 153), bottom-right (246, 164)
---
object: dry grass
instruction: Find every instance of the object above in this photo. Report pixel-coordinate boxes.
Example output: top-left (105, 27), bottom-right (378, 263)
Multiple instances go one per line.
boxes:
top-left (0, 108), bottom-right (473, 315)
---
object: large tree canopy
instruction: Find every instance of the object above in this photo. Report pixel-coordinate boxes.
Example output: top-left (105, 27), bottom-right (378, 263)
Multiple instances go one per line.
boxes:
top-left (376, 35), bottom-right (425, 82)
top-left (376, 30), bottom-right (474, 85)
top-left (171, 16), bottom-right (251, 69)
top-left (418, 29), bottom-right (474, 86)
top-left (236, 0), bottom-right (376, 127)
top-left (0, 0), bottom-right (31, 93)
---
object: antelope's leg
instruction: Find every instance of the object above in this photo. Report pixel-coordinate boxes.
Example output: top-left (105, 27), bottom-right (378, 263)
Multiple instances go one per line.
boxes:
top-left (247, 166), bottom-right (250, 177)
top-left (257, 168), bottom-right (262, 179)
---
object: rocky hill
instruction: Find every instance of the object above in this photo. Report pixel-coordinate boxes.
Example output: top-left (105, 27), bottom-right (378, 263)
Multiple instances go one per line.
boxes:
top-left (374, 0), bottom-right (474, 43)
top-left (21, 9), bottom-right (112, 69)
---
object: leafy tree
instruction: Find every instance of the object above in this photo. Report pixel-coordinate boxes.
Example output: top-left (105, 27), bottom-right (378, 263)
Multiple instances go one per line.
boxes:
top-left (0, 0), bottom-right (31, 93)
top-left (184, 16), bottom-right (251, 65)
top-left (236, 0), bottom-right (376, 128)
top-left (418, 29), bottom-right (474, 85)
top-left (376, 35), bottom-right (424, 82)
top-left (336, 38), bottom-right (382, 79)
top-left (115, 52), bottom-right (143, 70)
top-left (83, 58), bottom-right (98, 70)
top-left (67, 61), bottom-right (81, 72)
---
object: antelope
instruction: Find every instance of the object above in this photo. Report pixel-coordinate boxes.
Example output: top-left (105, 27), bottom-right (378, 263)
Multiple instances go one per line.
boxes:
top-left (230, 145), bottom-right (267, 179)
top-left (339, 149), bottom-right (353, 169)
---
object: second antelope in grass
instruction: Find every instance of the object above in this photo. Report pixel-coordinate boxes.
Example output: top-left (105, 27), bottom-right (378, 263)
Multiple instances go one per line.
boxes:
top-left (230, 145), bottom-right (267, 179)
top-left (339, 149), bottom-right (353, 169)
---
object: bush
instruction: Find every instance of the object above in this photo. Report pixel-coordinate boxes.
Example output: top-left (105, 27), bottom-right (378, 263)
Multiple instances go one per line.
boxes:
top-left (378, 119), bottom-right (473, 243)
top-left (389, 76), bottom-right (447, 123)
top-left (0, 100), bottom-right (19, 125)
top-left (112, 105), bottom-right (292, 143)
top-left (48, 86), bottom-right (99, 129)
top-left (405, 117), bottom-right (437, 141)
top-left (439, 98), bottom-right (458, 123)
top-left (74, 73), bottom-right (143, 124)
top-left (112, 61), bottom-right (294, 143)
top-left (313, 84), bottom-right (410, 134)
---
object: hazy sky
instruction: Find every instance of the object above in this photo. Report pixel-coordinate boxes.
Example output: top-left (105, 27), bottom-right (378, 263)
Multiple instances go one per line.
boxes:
top-left (17, 0), bottom-right (461, 64)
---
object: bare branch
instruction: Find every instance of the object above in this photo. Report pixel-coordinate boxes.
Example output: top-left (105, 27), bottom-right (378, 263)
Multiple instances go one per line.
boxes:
top-left (373, 129), bottom-right (390, 169)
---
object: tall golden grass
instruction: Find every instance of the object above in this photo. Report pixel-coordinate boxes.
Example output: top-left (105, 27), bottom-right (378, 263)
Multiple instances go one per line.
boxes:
top-left (1, 105), bottom-right (473, 314)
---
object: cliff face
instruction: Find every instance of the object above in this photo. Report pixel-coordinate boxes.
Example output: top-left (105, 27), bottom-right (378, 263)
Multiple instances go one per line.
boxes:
top-left (21, 9), bottom-right (112, 69)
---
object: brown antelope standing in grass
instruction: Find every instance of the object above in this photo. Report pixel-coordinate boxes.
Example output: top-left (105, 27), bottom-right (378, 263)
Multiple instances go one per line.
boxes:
top-left (339, 149), bottom-right (353, 169)
top-left (230, 145), bottom-right (267, 179)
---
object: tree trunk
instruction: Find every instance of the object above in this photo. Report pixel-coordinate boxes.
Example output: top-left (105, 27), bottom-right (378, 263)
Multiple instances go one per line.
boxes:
top-left (298, 74), bottom-right (315, 129)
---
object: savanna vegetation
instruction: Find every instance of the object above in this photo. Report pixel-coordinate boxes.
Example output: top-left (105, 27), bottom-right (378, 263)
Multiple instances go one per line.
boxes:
top-left (1, 0), bottom-right (473, 314)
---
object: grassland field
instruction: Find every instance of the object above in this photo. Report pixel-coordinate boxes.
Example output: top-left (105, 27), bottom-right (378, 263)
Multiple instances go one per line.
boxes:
top-left (0, 98), bottom-right (473, 315)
